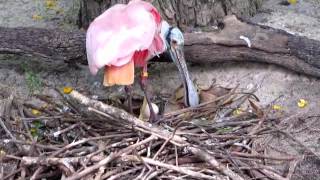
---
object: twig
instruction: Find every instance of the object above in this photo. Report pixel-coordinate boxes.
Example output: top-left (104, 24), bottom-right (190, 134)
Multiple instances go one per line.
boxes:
top-left (50, 123), bottom-right (81, 137)
top-left (0, 166), bottom-right (3, 180)
top-left (122, 155), bottom-right (224, 180)
top-left (253, 164), bottom-right (288, 180)
top-left (101, 168), bottom-right (122, 179)
top-left (66, 136), bottom-right (157, 180)
top-left (17, 103), bottom-right (34, 140)
top-left (0, 96), bottom-right (22, 150)
top-left (175, 145), bottom-right (179, 166)
top-left (51, 133), bottom-right (134, 157)
top-left (30, 167), bottom-right (45, 180)
top-left (0, 139), bottom-right (61, 150)
top-left (21, 155), bottom-right (102, 166)
top-left (152, 121), bottom-right (182, 160)
top-left (230, 152), bottom-right (296, 161)
top-left (188, 147), bottom-right (244, 180)
top-left (215, 85), bottom-right (257, 121)
top-left (0, 117), bottom-right (18, 145)
top-left (286, 156), bottom-right (302, 179)
top-left (275, 125), bottom-right (320, 160)
top-left (162, 85), bottom-right (239, 120)
top-left (3, 168), bottom-right (23, 180)
top-left (144, 169), bottom-right (165, 180)
top-left (108, 167), bottom-right (142, 180)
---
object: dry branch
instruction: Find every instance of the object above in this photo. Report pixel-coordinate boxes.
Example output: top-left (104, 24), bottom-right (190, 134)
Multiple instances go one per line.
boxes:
top-left (122, 155), bottom-right (225, 180)
top-left (188, 147), bottom-right (244, 180)
top-left (66, 135), bottom-right (157, 180)
top-left (1, 15), bottom-right (320, 77)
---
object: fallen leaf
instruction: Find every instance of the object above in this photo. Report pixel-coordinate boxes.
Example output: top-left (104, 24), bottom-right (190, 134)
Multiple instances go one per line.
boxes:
top-left (248, 99), bottom-right (264, 118)
top-left (197, 79), bottom-right (216, 91)
top-left (63, 87), bottom-right (73, 94)
top-left (0, 149), bottom-right (6, 158)
top-left (173, 85), bottom-right (184, 102)
top-left (272, 104), bottom-right (283, 110)
top-left (45, 0), bottom-right (57, 10)
top-left (31, 109), bottom-right (41, 116)
top-left (32, 14), bottom-right (43, 21)
top-left (203, 86), bottom-right (230, 97)
top-left (297, 99), bottom-right (308, 108)
top-left (200, 91), bottom-right (218, 103)
top-left (199, 84), bottom-right (230, 104)
top-left (288, 0), bottom-right (297, 5)
top-left (233, 108), bottom-right (243, 116)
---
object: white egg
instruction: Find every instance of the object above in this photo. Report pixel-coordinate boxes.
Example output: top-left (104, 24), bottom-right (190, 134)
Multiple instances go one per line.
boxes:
top-left (142, 103), bottom-right (159, 118)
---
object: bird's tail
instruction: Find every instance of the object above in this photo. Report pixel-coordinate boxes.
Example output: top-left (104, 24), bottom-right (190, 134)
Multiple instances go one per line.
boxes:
top-left (103, 60), bottom-right (135, 86)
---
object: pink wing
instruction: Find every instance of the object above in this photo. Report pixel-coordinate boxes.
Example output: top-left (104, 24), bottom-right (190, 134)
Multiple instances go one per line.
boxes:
top-left (86, 0), bottom-right (162, 75)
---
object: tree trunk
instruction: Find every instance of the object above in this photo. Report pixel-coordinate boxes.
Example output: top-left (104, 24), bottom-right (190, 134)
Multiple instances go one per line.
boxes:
top-left (1, 15), bottom-right (320, 78)
top-left (0, 27), bottom-right (86, 64)
top-left (79, 0), bottom-right (263, 31)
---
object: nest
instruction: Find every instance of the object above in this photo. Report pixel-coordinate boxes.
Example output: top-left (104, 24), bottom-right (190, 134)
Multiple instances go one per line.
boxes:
top-left (0, 85), bottom-right (308, 180)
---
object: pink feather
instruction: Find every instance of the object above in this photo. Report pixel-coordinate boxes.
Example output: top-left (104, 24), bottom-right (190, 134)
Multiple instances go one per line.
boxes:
top-left (86, 0), bottom-right (165, 75)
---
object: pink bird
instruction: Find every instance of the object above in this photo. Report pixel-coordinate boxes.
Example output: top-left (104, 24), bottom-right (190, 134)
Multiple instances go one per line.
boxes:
top-left (86, 0), bottom-right (199, 121)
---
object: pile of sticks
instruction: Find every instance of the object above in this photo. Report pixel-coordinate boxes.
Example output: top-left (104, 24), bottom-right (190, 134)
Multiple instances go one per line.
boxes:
top-left (0, 86), bottom-right (301, 180)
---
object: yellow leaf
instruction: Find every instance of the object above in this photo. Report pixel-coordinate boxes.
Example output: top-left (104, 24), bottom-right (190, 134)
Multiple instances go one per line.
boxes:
top-left (45, 0), bottom-right (57, 10)
top-left (32, 14), bottom-right (43, 21)
top-left (272, 104), bottom-right (283, 110)
top-left (0, 149), bottom-right (6, 158)
top-left (31, 109), bottom-right (41, 116)
top-left (297, 99), bottom-right (308, 108)
top-left (30, 128), bottom-right (37, 134)
top-left (233, 108), bottom-right (243, 116)
top-left (288, 0), bottom-right (297, 5)
top-left (63, 87), bottom-right (73, 94)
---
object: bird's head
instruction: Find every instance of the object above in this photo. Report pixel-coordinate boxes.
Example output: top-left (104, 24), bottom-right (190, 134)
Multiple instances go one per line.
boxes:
top-left (160, 21), bottom-right (199, 107)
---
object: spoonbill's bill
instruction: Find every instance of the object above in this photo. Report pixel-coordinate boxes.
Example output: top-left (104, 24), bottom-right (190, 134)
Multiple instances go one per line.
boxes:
top-left (86, 0), bottom-right (199, 121)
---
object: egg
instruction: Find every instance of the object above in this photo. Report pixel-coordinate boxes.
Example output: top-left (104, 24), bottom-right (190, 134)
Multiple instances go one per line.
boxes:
top-left (143, 103), bottom-right (159, 118)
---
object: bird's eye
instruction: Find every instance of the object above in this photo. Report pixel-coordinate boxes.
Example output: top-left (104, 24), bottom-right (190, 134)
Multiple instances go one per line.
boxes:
top-left (171, 40), bottom-right (177, 45)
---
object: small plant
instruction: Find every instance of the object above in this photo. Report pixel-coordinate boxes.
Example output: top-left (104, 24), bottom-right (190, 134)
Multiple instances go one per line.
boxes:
top-left (30, 120), bottom-right (45, 140)
top-left (21, 63), bottom-right (43, 94)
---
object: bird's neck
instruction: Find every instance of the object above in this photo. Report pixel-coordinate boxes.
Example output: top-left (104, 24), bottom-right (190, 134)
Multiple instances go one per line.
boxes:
top-left (160, 21), bottom-right (171, 51)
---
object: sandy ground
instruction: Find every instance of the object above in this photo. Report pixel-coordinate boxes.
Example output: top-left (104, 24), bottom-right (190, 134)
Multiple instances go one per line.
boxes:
top-left (0, 0), bottom-right (320, 178)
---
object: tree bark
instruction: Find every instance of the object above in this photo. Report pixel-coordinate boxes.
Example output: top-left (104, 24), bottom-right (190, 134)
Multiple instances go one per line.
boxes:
top-left (0, 27), bottom-right (86, 64)
top-left (79, 0), bottom-right (263, 31)
top-left (1, 15), bottom-right (320, 78)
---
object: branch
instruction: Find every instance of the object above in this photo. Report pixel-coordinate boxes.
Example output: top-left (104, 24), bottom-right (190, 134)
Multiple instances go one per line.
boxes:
top-left (65, 135), bottom-right (157, 180)
top-left (188, 147), bottom-right (245, 180)
top-left (122, 155), bottom-right (225, 180)
top-left (1, 15), bottom-right (320, 77)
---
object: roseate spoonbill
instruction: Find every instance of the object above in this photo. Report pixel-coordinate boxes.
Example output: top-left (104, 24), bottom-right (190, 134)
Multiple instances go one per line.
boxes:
top-left (86, 0), bottom-right (199, 121)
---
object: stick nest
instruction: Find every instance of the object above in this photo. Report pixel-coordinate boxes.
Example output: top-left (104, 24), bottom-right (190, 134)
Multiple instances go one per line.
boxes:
top-left (0, 85), bottom-right (305, 180)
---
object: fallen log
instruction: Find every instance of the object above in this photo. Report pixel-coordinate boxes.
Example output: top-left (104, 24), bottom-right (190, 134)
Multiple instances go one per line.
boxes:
top-left (0, 15), bottom-right (320, 77)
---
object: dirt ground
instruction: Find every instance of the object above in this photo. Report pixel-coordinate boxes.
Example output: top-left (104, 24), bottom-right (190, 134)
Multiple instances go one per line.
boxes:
top-left (1, 0), bottom-right (320, 179)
